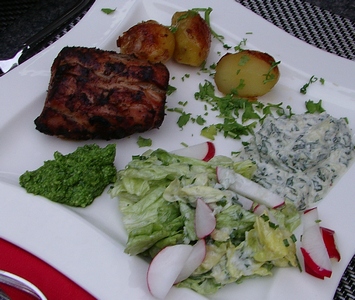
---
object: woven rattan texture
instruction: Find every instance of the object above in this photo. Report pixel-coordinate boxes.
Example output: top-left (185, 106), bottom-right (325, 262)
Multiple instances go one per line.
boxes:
top-left (0, 0), bottom-right (93, 62)
top-left (335, 255), bottom-right (355, 299)
top-left (235, 0), bottom-right (355, 61)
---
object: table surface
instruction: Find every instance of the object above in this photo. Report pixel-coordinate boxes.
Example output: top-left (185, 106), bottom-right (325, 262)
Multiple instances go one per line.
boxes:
top-left (305, 0), bottom-right (355, 21)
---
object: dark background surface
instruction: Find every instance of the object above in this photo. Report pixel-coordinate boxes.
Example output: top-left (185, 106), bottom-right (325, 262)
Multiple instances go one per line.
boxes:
top-left (0, 0), bottom-right (354, 60)
top-left (0, 0), bottom-right (91, 60)
top-left (305, 0), bottom-right (355, 21)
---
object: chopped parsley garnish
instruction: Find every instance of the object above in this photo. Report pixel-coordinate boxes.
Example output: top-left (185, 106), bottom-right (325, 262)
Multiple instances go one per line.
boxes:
top-left (167, 107), bottom-right (184, 114)
top-left (300, 75), bottom-right (318, 94)
top-left (238, 55), bottom-right (250, 66)
top-left (260, 214), bottom-right (269, 222)
top-left (305, 100), bottom-right (326, 114)
top-left (167, 85), bottom-right (177, 95)
top-left (195, 115), bottom-right (206, 125)
top-left (290, 234), bottom-right (297, 243)
top-left (178, 100), bottom-right (188, 107)
top-left (182, 74), bottom-right (190, 81)
top-left (177, 112), bottom-right (192, 128)
top-left (263, 61), bottom-right (281, 84)
top-left (201, 124), bottom-right (217, 140)
top-left (101, 8), bottom-right (116, 14)
top-left (269, 222), bottom-right (279, 229)
top-left (191, 7), bottom-right (225, 43)
top-left (137, 136), bottom-right (152, 147)
top-left (194, 80), bottom-right (292, 140)
top-left (234, 38), bottom-right (247, 52)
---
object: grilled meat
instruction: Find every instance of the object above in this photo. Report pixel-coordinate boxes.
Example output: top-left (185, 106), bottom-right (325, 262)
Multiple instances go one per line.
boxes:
top-left (35, 46), bottom-right (170, 140)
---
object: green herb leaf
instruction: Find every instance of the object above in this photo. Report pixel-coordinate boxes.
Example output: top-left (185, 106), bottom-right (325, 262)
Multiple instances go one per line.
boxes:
top-left (137, 136), bottom-right (152, 148)
top-left (194, 80), bottom-right (291, 140)
top-left (268, 222), bottom-right (279, 229)
top-left (201, 124), bottom-right (217, 140)
top-left (238, 55), bottom-right (250, 66)
top-left (305, 100), bottom-right (326, 114)
top-left (196, 115), bottom-right (206, 125)
top-left (177, 112), bottom-right (191, 128)
top-left (101, 8), bottom-right (116, 14)
top-left (290, 234), bottom-right (297, 243)
top-left (260, 214), bottom-right (269, 222)
top-left (167, 85), bottom-right (177, 95)
top-left (263, 61), bottom-right (281, 84)
top-left (234, 38), bottom-right (247, 52)
top-left (191, 7), bottom-right (224, 43)
top-left (300, 75), bottom-right (318, 94)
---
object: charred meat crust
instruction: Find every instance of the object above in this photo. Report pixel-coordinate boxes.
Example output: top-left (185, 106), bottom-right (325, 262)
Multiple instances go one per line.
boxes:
top-left (35, 46), bottom-right (170, 140)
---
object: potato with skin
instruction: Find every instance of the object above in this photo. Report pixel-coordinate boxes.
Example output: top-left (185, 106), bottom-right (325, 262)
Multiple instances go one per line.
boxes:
top-left (171, 11), bottom-right (211, 67)
top-left (214, 50), bottom-right (280, 98)
top-left (117, 20), bottom-right (175, 63)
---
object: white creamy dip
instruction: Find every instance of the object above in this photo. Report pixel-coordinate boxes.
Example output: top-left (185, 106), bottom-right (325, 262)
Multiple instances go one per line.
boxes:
top-left (237, 112), bottom-right (354, 210)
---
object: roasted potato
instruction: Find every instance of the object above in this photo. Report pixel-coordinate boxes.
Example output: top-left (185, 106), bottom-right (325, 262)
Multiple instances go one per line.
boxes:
top-left (171, 11), bottom-right (211, 67)
top-left (214, 50), bottom-right (280, 98)
top-left (117, 20), bottom-right (175, 63)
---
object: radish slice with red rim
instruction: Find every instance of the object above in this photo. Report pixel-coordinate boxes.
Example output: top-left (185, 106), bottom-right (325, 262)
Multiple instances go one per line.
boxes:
top-left (216, 166), bottom-right (285, 209)
top-left (237, 195), bottom-right (254, 211)
top-left (171, 142), bottom-right (215, 161)
top-left (175, 239), bottom-right (206, 283)
top-left (321, 227), bottom-right (341, 262)
top-left (147, 244), bottom-right (193, 299)
top-left (301, 218), bottom-right (332, 279)
top-left (195, 198), bottom-right (216, 239)
top-left (302, 207), bottom-right (320, 230)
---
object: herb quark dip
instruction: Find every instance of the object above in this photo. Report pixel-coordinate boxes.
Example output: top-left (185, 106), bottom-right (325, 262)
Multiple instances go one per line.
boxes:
top-left (237, 112), bottom-right (355, 210)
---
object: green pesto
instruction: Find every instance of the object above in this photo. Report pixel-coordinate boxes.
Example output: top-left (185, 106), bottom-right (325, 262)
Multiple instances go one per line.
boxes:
top-left (19, 144), bottom-right (117, 207)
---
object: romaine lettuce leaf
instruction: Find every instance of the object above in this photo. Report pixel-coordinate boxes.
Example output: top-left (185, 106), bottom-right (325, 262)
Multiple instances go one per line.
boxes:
top-left (110, 148), bottom-right (301, 295)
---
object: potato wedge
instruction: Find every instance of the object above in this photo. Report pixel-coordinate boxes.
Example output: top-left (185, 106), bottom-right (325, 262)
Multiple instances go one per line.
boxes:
top-left (214, 50), bottom-right (280, 98)
top-left (171, 11), bottom-right (211, 67)
top-left (117, 20), bottom-right (175, 63)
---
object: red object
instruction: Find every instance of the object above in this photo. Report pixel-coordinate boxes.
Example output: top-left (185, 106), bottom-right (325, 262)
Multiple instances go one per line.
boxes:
top-left (300, 247), bottom-right (332, 279)
top-left (320, 227), bottom-right (341, 262)
top-left (0, 238), bottom-right (96, 300)
top-left (202, 141), bottom-right (216, 162)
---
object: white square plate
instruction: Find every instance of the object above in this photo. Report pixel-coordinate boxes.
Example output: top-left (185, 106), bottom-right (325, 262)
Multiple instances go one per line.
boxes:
top-left (1, 0), bottom-right (355, 299)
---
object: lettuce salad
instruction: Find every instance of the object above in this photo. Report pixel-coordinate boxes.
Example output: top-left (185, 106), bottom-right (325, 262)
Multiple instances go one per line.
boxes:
top-left (110, 149), bottom-right (300, 295)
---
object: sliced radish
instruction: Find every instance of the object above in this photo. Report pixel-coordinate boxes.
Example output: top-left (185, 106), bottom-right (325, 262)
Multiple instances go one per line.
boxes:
top-left (301, 207), bottom-right (332, 279)
top-left (253, 204), bottom-right (268, 216)
top-left (171, 141), bottom-right (215, 161)
top-left (300, 247), bottom-right (332, 279)
top-left (301, 224), bottom-right (332, 279)
top-left (175, 239), bottom-right (206, 283)
top-left (147, 244), bottom-right (193, 299)
top-left (321, 227), bottom-right (341, 262)
top-left (195, 198), bottom-right (216, 239)
top-left (216, 166), bottom-right (285, 209)
top-left (237, 195), bottom-right (254, 211)
top-left (302, 207), bottom-right (320, 230)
